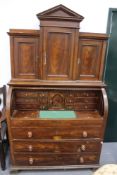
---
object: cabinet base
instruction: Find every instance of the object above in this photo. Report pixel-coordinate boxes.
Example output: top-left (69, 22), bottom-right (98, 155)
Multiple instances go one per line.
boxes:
top-left (10, 164), bottom-right (100, 171)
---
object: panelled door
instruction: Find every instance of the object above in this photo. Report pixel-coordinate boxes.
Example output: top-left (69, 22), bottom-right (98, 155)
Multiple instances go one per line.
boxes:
top-left (13, 37), bottom-right (39, 79)
top-left (42, 27), bottom-right (76, 80)
top-left (77, 39), bottom-right (103, 80)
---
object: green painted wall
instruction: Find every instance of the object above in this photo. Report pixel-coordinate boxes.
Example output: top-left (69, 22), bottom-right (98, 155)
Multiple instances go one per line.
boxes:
top-left (104, 9), bottom-right (117, 141)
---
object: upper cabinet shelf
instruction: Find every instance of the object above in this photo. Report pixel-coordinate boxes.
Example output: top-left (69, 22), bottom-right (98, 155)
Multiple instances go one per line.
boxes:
top-left (8, 4), bottom-right (108, 84)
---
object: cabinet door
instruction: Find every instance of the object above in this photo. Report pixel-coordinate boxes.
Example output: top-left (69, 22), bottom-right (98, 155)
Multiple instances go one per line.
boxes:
top-left (42, 28), bottom-right (75, 80)
top-left (77, 39), bottom-right (103, 80)
top-left (13, 37), bottom-right (39, 79)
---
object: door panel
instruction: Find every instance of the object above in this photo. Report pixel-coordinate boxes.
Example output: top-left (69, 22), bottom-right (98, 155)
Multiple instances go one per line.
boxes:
top-left (43, 28), bottom-right (75, 80)
top-left (104, 9), bottom-right (117, 141)
top-left (78, 39), bottom-right (103, 80)
top-left (14, 37), bottom-right (39, 79)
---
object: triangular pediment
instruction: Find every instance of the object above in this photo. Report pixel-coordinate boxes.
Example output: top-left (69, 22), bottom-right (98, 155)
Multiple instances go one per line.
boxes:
top-left (37, 4), bottom-right (84, 22)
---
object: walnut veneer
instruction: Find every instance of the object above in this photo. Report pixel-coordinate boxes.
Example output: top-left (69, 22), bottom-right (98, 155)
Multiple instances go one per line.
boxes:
top-left (6, 4), bottom-right (108, 171)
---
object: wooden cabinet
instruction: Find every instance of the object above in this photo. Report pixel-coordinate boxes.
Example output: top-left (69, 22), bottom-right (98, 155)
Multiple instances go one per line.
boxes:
top-left (6, 4), bottom-right (108, 171)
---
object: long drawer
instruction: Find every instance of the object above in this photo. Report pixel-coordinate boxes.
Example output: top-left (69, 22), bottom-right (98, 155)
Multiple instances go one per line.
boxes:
top-left (14, 152), bottom-right (99, 166)
top-left (13, 140), bottom-right (101, 153)
top-left (11, 126), bottom-right (102, 140)
top-left (11, 116), bottom-right (103, 127)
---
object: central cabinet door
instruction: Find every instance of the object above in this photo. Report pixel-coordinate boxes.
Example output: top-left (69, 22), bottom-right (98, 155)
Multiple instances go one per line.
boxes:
top-left (42, 27), bottom-right (76, 80)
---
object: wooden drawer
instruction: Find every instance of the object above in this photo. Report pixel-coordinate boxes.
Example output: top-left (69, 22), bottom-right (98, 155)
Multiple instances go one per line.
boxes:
top-left (15, 104), bottom-right (39, 109)
top-left (75, 91), bottom-right (98, 97)
top-left (11, 116), bottom-right (103, 127)
top-left (15, 91), bottom-right (38, 98)
top-left (74, 103), bottom-right (98, 110)
top-left (14, 152), bottom-right (99, 166)
top-left (13, 140), bottom-right (101, 153)
top-left (15, 98), bottom-right (38, 104)
top-left (11, 126), bottom-right (101, 140)
top-left (74, 97), bottom-right (99, 103)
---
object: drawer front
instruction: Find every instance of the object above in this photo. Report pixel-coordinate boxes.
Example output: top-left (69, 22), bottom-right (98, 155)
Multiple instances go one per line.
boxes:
top-left (15, 98), bottom-right (38, 104)
top-left (74, 103), bottom-right (98, 110)
top-left (15, 104), bottom-right (39, 110)
top-left (14, 153), bottom-right (99, 166)
top-left (75, 91), bottom-right (99, 97)
top-left (11, 118), bottom-right (103, 128)
top-left (11, 126), bottom-right (101, 139)
top-left (74, 97), bottom-right (99, 103)
top-left (13, 140), bottom-right (101, 153)
top-left (15, 91), bottom-right (38, 98)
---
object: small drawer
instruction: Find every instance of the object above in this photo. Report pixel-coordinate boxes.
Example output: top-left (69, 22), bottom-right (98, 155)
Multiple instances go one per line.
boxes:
top-left (74, 103), bottom-right (97, 110)
top-left (15, 91), bottom-right (38, 98)
top-left (15, 104), bottom-right (39, 110)
top-left (15, 98), bottom-right (38, 104)
top-left (13, 140), bottom-right (101, 153)
top-left (74, 97), bottom-right (99, 103)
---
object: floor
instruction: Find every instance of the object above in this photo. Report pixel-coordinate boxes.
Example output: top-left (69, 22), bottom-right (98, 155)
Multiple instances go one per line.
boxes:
top-left (0, 142), bottom-right (117, 175)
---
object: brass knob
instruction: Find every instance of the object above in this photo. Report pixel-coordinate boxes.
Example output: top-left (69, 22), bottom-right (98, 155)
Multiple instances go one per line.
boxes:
top-left (27, 131), bottom-right (32, 138)
top-left (80, 157), bottom-right (84, 163)
top-left (29, 157), bottom-right (33, 165)
top-left (53, 136), bottom-right (62, 140)
top-left (82, 131), bottom-right (87, 138)
top-left (28, 145), bottom-right (33, 151)
top-left (81, 144), bottom-right (86, 151)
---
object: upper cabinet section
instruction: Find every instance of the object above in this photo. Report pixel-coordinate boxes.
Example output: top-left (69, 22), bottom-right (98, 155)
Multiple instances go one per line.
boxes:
top-left (8, 4), bottom-right (108, 83)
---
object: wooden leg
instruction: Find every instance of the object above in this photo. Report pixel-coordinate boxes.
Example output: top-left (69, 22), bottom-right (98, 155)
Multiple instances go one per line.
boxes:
top-left (1, 141), bottom-right (6, 170)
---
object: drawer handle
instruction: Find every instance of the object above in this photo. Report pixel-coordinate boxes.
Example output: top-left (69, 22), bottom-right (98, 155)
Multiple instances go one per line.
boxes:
top-left (80, 157), bottom-right (84, 163)
top-left (82, 131), bottom-right (87, 138)
top-left (27, 131), bottom-right (32, 138)
top-left (53, 136), bottom-right (62, 140)
top-left (28, 145), bottom-right (33, 151)
top-left (29, 157), bottom-right (33, 165)
top-left (81, 144), bottom-right (86, 151)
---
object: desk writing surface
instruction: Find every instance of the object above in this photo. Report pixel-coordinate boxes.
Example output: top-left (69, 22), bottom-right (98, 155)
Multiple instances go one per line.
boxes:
top-left (39, 110), bottom-right (76, 119)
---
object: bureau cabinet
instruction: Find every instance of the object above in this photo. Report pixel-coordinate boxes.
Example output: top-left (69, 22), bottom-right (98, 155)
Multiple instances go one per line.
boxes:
top-left (6, 4), bottom-right (108, 171)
